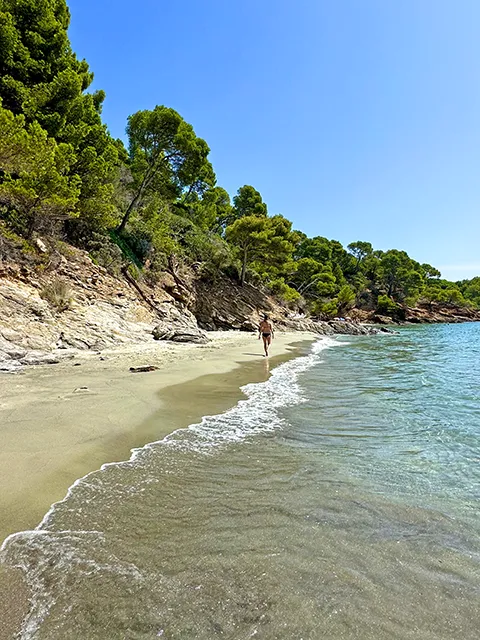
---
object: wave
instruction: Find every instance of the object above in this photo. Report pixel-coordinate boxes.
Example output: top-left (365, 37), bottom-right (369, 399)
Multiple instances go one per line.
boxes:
top-left (0, 336), bottom-right (338, 639)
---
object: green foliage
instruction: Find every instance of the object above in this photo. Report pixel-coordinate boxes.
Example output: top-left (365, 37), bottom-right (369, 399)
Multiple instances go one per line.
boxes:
top-left (183, 229), bottom-right (234, 273)
top-left (313, 269), bottom-right (337, 297)
top-left (230, 185), bottom-right (267, 224)
top-left (349, 271), bottom-right (368, 293)
top-left (225, 215), bottom-right (268, 284)
top-left (330, 239), bottom-right (356, 276)
top-left (312, 299), bottom-right (338, 319)
top-left (88, 233), bottom-right (124, 275)
top-left (420, 286), bottom-right (444, 307)
top-left (109, 229), bottom-right (144, 269)
top-left (337, 285), bottom-right (356, 312)
top-left (442, 288), bottom-right (466, 306)
top-left (226, 214), bottom-right (295, 285)
top-left (118, 106), bottom-right (215, 233)
top-left (289, 258), bottom-right (323, 293)
top-left (332, 262), bottom-right (346, 288)
top-left (296, 236), bottom-right (332, 264)
top-left (126, 262), bottom-right (141, 280)
top-left (457, 277), bottom-right (480, 308)
top-left (268, 278), bottom-right (301, 306)
top-left (0, 218), bottom-right (34, 258)
top-left (184, 186), bottom-right (232, 233)
top-left (421, 263), bottom-right (441, 279)
top-left (40, 277), bottom-right (72, 312)
top-left (376, 294), bottom-right (400, 317)
top-left (0, 0), bottom-right (87, 122)
top-left (289, 258), bottom-right (338, 299)
top-left (0, 105), bottom-right (80, 236)
top-left (418, 279), bottom-right (475, 309)
top-left (378, 250), bottom-right (425, 302)
top-left (347, 241), bottom-right (373, 263)
top-left (0, 0), bottom-right (120, 236)
top-left (362, 253), bottom-right (382, 287)
top-left (1, 0), bottom-right (476, 319)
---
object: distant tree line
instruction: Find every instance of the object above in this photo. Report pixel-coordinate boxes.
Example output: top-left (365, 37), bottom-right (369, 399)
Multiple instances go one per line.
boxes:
top-left (0, 0), bottom-right (478, 317)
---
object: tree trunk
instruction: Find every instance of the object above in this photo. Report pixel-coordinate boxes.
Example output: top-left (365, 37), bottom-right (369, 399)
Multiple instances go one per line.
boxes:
top-left (387, 277), bottom-right (394, 298)
top-left (240, 247), bottom-right (248, 285)
top-left (117, 195), bottom-right (138, 234)
top-left (26, 197), bottom-right (41, 239)
top-left (117, 211), bottom-right (129, 235)
top-left (117, 174), bottom-right (151, 233)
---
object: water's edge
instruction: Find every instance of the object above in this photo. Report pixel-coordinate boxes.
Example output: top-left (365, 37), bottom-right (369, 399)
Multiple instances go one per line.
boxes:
top-left (0, 338), bottom-right (320, 639)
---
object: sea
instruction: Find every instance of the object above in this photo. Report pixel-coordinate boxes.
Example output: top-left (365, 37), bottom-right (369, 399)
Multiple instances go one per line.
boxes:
top-left (1, 323), bottom-right (479, 639)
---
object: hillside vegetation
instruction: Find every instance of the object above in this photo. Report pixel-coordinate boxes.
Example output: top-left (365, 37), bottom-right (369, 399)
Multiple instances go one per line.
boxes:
top-left (1, 0), bottom-right (479, 322)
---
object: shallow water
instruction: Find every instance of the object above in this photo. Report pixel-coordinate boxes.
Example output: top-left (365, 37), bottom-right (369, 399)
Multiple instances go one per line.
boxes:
top-left (2, 325), bottom-right (480, 639)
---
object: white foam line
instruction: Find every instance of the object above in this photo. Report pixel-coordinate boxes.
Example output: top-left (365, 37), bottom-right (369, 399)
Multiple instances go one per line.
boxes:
top-left (1, 337), bottom-right (339, 639)
top-left (2, 336), bottom-right (338, 551)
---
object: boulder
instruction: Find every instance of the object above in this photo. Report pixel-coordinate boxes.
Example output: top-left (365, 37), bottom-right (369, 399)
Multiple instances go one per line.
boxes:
top-left (370, 314), bottom-right (396, 325)
top-left (152, 302), bottom-right (209, 344)
top-left (152, 323), bottom-right (208, 344)
top-left (327, 320), bottom-right (379, 335)
top-left (194, 278), bottom-right (274, 331)
top-left (35, 238), bottom-right (48, 253)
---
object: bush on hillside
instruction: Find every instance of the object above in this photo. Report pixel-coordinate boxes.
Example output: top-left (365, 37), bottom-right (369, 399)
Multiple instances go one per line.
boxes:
top-left (40, 278), bottom-right (72, 312)
top-left (376, 294), bottom-right (400, 317)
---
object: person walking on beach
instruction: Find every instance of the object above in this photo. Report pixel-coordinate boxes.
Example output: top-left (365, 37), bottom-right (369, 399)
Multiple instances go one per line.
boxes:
top-left (258, 315), bottom-right (274, 356)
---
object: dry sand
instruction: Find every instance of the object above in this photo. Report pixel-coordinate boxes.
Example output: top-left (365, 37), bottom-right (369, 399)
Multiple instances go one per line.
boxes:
top-left (0, 331), bottom-right (315, 640)
top-left (0, 331), bottom-right (314, 542)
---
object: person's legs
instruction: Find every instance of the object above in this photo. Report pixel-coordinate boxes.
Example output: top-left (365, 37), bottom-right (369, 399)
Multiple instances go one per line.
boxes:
top-left (262, 335), bottom-right (271, 356)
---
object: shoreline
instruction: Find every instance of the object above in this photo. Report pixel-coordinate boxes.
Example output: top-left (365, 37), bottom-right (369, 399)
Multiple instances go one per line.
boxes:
top-left (0, 331), bottom-right (315, 640)
top-left (0, 331), bottom-right (315, 543)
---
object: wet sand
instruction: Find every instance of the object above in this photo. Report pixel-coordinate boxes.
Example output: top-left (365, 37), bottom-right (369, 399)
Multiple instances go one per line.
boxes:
top-left (0, 331), bottom-right (314, 638)
top-left (0, 566), bottom-right (30, 640)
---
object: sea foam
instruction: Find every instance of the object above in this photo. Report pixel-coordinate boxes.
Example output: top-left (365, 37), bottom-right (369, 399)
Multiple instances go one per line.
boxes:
top-left (0, 336), bottom-right (338, 639)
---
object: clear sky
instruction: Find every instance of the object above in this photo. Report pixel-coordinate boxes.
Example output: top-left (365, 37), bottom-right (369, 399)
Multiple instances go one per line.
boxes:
top-left (68, 0), bottom-right (480, 281)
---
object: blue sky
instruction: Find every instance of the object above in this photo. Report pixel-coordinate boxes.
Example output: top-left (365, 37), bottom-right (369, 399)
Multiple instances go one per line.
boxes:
top-left (68, 0), bottom-right (480, 280)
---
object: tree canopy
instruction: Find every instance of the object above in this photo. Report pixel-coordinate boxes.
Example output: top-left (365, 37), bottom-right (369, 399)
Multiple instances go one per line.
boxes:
top-left (117, 106), bottom-right (215, 233)
top-left (0, 0), bottom-right (478, 319)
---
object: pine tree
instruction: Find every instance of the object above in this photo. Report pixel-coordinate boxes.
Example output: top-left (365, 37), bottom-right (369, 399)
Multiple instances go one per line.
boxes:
top-left (0, 0), bottom-right (121, 234)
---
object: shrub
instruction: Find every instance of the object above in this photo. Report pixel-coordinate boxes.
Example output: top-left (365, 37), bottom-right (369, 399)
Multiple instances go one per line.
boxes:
top-left (311, 298), bottom-right (338, 319)
top-left (443, 288), bottom-right (466, 306)
top-left (268, 278), bottom-right (301, 307)
top-left (244, 267), bottom-right (262, 286)
top-left (376, 294), bottom-right (399, 316)
top-left (186, 232), bottom-right (236, 279)
top-left (126, 262), bottom-right (141, 280)
top-left (90, 242), bottom-right (124, 276)
top-left (40, 278), bottom-right (72, 312)
top-left (337, 285), bottom-right (356, 312)
top-left (319, 299), bottom-right (339, 318)
top-left (110, 230), bottom-right (144, 268)
top-left (0, 221), bottom-right (34, 259)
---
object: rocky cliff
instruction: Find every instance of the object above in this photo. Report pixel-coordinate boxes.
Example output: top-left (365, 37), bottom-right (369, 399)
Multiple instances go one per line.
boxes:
top-left (351, 304), bottom-right (480, 325)
top-left (0, 242), bottom-right (389, 372)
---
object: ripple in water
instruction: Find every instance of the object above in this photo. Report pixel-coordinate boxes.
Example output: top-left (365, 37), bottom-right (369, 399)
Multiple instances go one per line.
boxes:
top-left (2, 327), bottom-right (480, 639)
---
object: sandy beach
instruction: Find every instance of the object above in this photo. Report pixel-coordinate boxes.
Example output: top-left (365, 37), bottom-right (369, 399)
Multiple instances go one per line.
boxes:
top-left (0, 330), bottom-right (314, 639)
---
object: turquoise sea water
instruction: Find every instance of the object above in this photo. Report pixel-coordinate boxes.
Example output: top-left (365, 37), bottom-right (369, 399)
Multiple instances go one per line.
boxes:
top-left (2, 323), bottom-right (480, 639)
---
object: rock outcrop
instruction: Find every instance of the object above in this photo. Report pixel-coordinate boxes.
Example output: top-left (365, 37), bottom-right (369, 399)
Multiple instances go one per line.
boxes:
top-left (325, 320), bottom-right (391, 335)
top-left (193, 278), bottom-right (275, 331)
top-left (0, 247), bottom-right (206, 371)
top-left (193, 277), bottom-right (391, 337)
top-left (152, 305), bottom-right (208, 344)
top-left (0, 241), bottom-right (444, 373)
top-left (353, 303), bottom-right (480, 325)
top-left (403, 304), bottom-right (480, 324)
